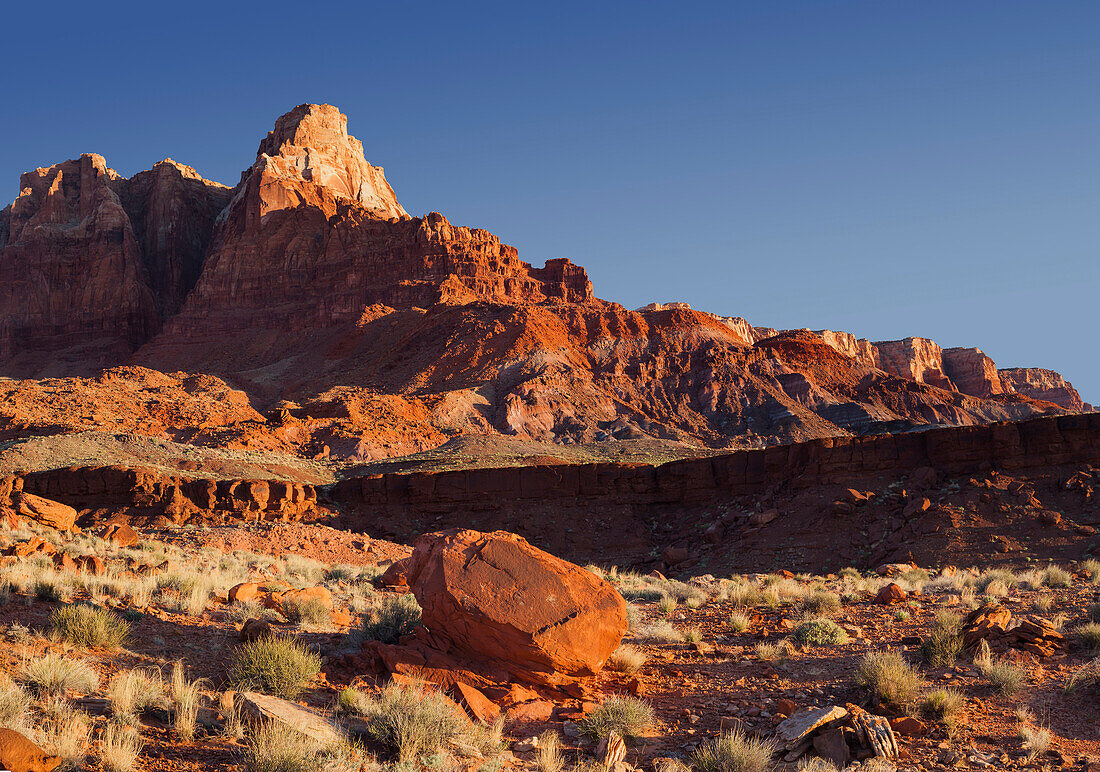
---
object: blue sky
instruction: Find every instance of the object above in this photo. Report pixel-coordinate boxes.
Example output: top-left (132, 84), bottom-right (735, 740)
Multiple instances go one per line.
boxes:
top-left (3, 1), bottom-right (1097, 401)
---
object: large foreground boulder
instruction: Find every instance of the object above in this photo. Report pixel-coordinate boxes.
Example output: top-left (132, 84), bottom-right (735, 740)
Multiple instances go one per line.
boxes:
top-left (8, 493), bottom-right (77, 532)
top-left (397, 529), bottom-right (627, 686)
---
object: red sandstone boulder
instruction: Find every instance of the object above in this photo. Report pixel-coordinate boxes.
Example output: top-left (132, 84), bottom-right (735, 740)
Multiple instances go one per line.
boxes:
top-left (400, 529), bottom-right (627, 685)
top-left (99, 523), bottom-right (139, 547)
top-left (0, 727), bottom-right (62, 772)
top-left (10, 493), bottom-right (76, 532)
top-left (875, 583), bottom-right (907, 605)
top-left (239, 618), bottom-right (274, 642)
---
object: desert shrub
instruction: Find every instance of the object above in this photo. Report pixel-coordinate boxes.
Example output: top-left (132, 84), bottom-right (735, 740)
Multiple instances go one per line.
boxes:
top-left (359, 594), bottom-right (421, 644)
top-left (0, 671), bottom-right (31, 731)
top-left (920, 688), bottom-right (964, 726)
top-left (155, 571), bottom-right (213, 616)
top-left (793, 619), bottom-right (847, 646)
top-left (921, 610), bottom-right (964, 667)
top-left (1032, 594), bottom-right (1054, 614)
top-left (229, 637), bottom-right (321, 699)
top-left (1040, 565), bottom-right (1072, 588)
top-left (690, 727), bottom-right (775, 772)
top-left (977, 657), bottom-right (1025, 695)
top-left (536, 730), bottom-right (564, 772)
top-left (606, 644), bottom-right (647, 675)
top-left (893, 610), bottom-right (910, 622)
top-left (723, 581), bottom-right (763, 608)
top-left (854, 651), bottom-right (921, 709)
top-left (49, 604), bottom-right (129, 648)
top-left (800, 590), bottom-right (841, 616)
top-left (39, 702), bottom-right (90, 770)
top-left (728, 612), bottom-right (751, 633)
top-left (754, 640), bottom-right (793, 663)
top-left (619, 585), bottom-right (665, 602)
top-left (974, 569), bottom-right (1016, 593)
top-left (1073, 622), bottom-right (1100, 652)
top-left (108, 669), bottom-right (166, 723)
top-left (244, 719), bottom-right (325, 772)
top-left (281, 596), bottom-right (331, 626)
top-left (683, 627), bottom-right (703, 643)
top-left (34, 577), bottom-right (65, 602)
top-left (1018, 723), bottom-right (1052, 759)
top-left (579, 695), bottom-right (654, 742)
top-left (633, 621), bottom-right (683, 643)
top-left (355, 682), bottom-right (467, 762)
top-left (99, 720), bottom-right (143, 772)
top-left (1065, 656), bottom-right (1100, 693)
top-left (19, 653), bottom-right (99, 696)
top-left (657, 595), bottom-right (678, 617)
top-left (170, 661), bottom-right (205, 741)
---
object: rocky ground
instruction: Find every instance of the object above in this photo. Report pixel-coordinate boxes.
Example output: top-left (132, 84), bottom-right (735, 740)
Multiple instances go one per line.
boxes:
top-left (1, 514), bottom-right (1099, 772)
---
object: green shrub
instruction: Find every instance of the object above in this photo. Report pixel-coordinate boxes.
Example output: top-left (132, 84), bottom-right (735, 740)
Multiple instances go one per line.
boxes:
top-left (793, 619), bottom-right (848, 646)
top-left (229, 637), bottom-right (321, 699)
top-left (921, 611), bottom-right (963, 667)
top-left (49, 604), bottom-right (129, 648)
top-left (854, 651), bottom-right (921, 708)
top-left (690, 728), bottom-right (775, 772)
top-left (360, 594), bottom-right (421, 644)
top-left (578, 695), bottom-right (654, 742)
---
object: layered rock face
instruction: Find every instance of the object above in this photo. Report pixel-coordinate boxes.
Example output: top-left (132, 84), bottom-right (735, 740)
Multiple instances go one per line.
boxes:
top-left (1000, 367), bottom-right (1092, 411)
top-left (0, 103), bottom-right (1089, 462)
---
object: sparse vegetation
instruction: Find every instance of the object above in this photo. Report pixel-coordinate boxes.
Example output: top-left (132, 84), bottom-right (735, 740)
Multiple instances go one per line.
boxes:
top-left (1018, 722), bottom-right (1052, 759)
top-left (920, 688), bottom-right (964, 728)
top-left (634, 620), bottom-right (684, 643)
top-left (800, 590), bottom-right (841, 616)
top-left (99, 721), bottom-right (143, 772)
top-left (728, 612), bottom-right (751, 633)
top-left (854, 651), bottom-right (921, 709)
top-left (169, 661), bottom-right (205, 741)
top-left (579, 695), bottom-right (654, 742)
top-left (108, 668), bottom-right (166, 723)
top-left (359, 594), bottom-right (421, 644)
top-left (754, 640), bottom-right (793, 663)
top-left (1072, 621), bottom-right (1100, 652)
top-left (793, 618), bottom-right (848, 646)
top-left (921, 610), bottom-right (964, 667)
top-left (353, 681), bottom-right (468, 761)
top-left (0, 671), bottom-right (31, 731)
top-left (606, 643), bottom-right (647, 674)
top-left (1040, 565), bottom-right (1072, 588)
top-left (229, 636), bottom-right (321, 699)
top-left (49, 604), bottom-right (129, 648)
top-left (536, 730), bottom-right (564, 772)
top-left (977, 656), bottom-right (1025, 696)
top-left (691, 727), bottom-right (775, 772)
top-left (19, 653), bottom-right (99, 697)
top-left (281, 595), bottom-right (331, 625)
top-left (243, 719), bottom-right (325, 772)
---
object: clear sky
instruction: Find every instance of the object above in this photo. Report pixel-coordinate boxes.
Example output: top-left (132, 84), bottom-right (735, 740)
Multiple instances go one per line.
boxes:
top-left (2, 1), bottom-right (1097, 401)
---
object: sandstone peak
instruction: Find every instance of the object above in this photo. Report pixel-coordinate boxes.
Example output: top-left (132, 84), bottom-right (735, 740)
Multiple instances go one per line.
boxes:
top-left (251, 103), bottom-right (408, 220)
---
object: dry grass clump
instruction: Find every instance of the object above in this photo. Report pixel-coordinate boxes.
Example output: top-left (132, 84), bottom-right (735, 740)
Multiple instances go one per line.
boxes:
top-left (920, 688), bottom-right (964, 731)
top-left (633, 621), bottom-right (684, 643)
top-left (19, 653), bottom-right (100, 697)
top-left (169, 661), bottom-right (205, 741)
top-left (921, 610), bottom-right (964, 667)
top-left (156, 571), bottom-right (214, 616)
top-left (728, 612), bottom-right (751, 633)
top-left (108, 668), bottom-right (166, 723)
top-left (243, 720), bottom-right (326, 772)
top-left (99, 720), bottom-right (144, 772)
top-left (1040, 565), bottom-right (1072, 588)
top-left (229, 636), bottom-right (321, 699)
top-left (227, 600), bottom-right (282, 625)
top-left (657, 595), bottom-right (678, 617)
top-left (281, 596), bottom-right (331, 626)
top-left (792, 619), bottom-right (848, 646)
top-left (350, 681), bottom-right (468, 762)
top-left (754, 640), bottom-right (794, 663)
top-left (854, 651), bottom-right (921, 709)
top-left (1072, 622), bottom-right (1100, 652)
top-left (690, 727), bottom-right (775, 772)
top-left (40, 702), bottom-right (90, 770)
top-left (606, 643), bottom-right (647, 675)
top-left (536, 729), bottom-right (564, 772)
top-left (976, 653), bottom-right (1025, 696)
top-left (579, 695), bottom-right (654, 742)
top-left (1064, 656), bottom-right (1100, 693)
top-left (359, 594), bottom-right (421, 644)
top-left (800, 590), bottom-right (841, 616)
top-left (0, 670), bottom-right (31, 731)
top-left (1017, 721), bottom-right (1052, 759)
top-left (1080, 559), bottom-right (1100, 584)
top-left (719, 579), bottom-right (763, 608)
top-left (49, 604), bottom-right (129, 648)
